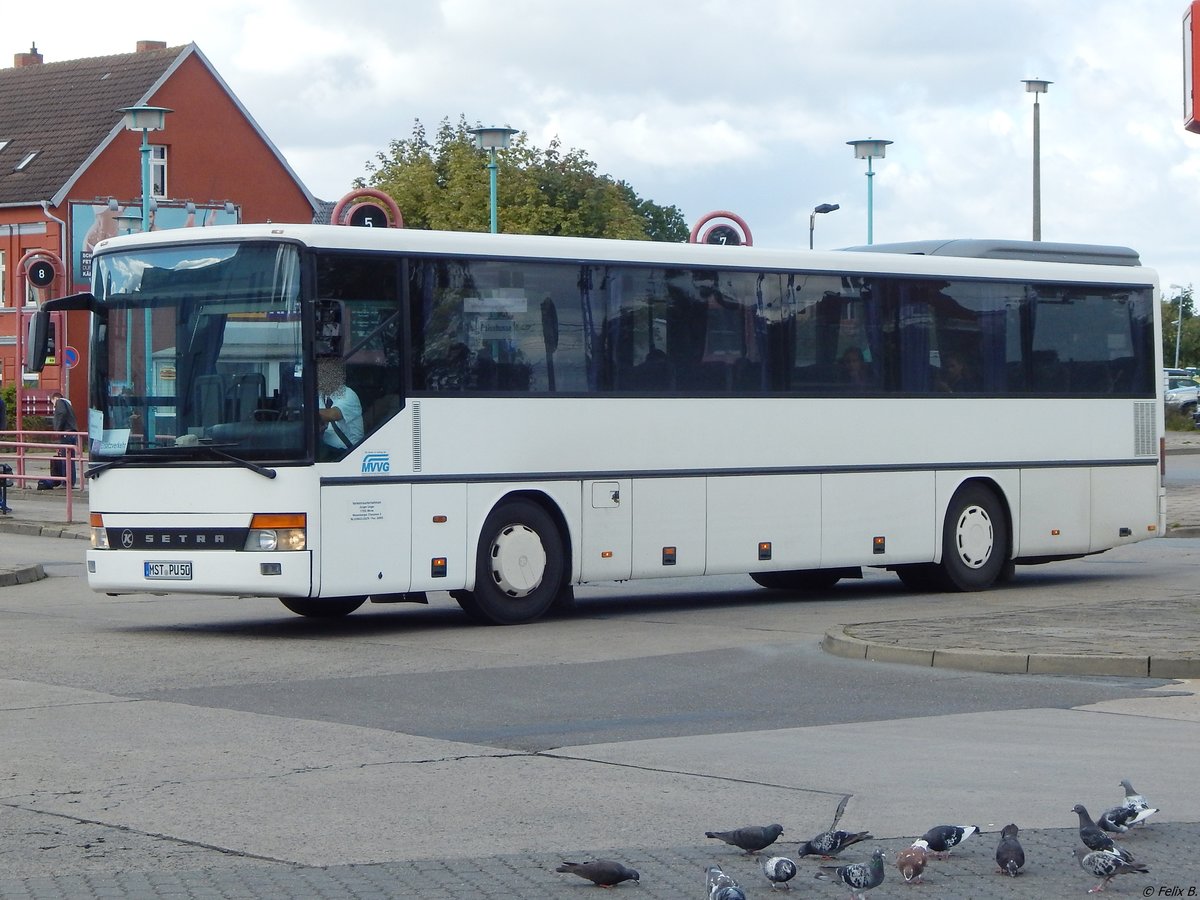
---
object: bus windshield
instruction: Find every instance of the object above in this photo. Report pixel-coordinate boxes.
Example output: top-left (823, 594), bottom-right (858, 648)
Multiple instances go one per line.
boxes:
top-left (89, 241), bottom-right (305, 460)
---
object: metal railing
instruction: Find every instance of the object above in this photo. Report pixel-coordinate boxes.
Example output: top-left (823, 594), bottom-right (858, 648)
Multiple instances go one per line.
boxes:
top-left (0, 431), bottom-right (86, 523)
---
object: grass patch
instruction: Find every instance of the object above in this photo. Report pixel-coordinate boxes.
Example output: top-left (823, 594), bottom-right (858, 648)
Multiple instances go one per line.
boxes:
top-left (1166, 408), bottom-right (1196, 431)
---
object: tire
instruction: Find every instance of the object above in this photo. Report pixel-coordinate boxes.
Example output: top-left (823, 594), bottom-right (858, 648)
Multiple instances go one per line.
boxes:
top-left (279, 596), bottom-right (366, 618)
top-left (936, 483), bottom-right (1009, 591)
top-left (455, 499), bottom-right (566, 625)
top-left (750, 569), bottom-right (845, 591)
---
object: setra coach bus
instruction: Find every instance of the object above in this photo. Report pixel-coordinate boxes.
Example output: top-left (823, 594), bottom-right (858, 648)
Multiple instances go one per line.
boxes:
top-left (29, 226), bottom-right (1165, 624)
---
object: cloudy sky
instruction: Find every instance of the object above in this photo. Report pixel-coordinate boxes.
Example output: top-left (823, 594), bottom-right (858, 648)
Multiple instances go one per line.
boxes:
top-left (9, 0), bottom-right (1200, 292)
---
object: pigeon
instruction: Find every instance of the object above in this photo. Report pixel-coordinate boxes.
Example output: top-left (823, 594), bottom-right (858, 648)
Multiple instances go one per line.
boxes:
top-left (555, 859), bottom-right (640, 887)
top-left (995, 823), bottom-right (1025, 877)
top-left (815, 848), bottom-right (886, 899)
top-left (1072, 805), bottom-right (1133, 858)
top-left (1098, 803), bottom-right (1156, 833)
top-left (920, 824), bottom-right (979, 858)
top-left (762, 855), bottom-right (797, 890)
top-left (895, 839), bottom-right (929, 883)
top-left (1074, 846), bottom-right (1149, 894)
top-left (1102, 779), bottom-right (1158, 831)
top-left (1120, 778), bottom-right (1151, 813)
top-left (705, 823), bottom-right (784, 854)
top-left (796, 829), bottom-right (872, 858)
top-left (706, 864), bottom-right (747, 900)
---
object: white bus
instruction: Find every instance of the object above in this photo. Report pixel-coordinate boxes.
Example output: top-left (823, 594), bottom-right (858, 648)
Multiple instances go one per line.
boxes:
top-left (31, 226), bottom-right (1164, 624)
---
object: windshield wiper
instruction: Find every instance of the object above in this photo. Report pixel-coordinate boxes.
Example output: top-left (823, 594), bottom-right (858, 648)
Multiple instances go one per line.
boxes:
top-left (87, 443), bottom-right (277, 480)
top-left (189, 443), bottom-right (277, 479)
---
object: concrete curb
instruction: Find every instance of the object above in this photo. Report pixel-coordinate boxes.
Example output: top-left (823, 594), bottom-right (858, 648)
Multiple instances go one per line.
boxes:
top-left (0, 521), bottom-right (89, 540)
top-left (0, 564), bottom-right (46, 587)
top-left (821, 627), bottom-right (1200, 678)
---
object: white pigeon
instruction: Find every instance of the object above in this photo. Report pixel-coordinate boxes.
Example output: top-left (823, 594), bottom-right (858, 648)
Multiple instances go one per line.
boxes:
top-left (762, 855), bottom-right (797, 890)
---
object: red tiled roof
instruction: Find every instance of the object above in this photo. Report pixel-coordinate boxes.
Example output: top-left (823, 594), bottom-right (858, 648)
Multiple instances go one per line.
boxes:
top-left (0, 45), bottom-right (187, 205)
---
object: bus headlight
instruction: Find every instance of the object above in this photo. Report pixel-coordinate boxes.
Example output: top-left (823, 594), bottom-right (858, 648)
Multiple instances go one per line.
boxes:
top-left (90, 513), bottom-right (109, 549)
top-left (244, 513), bottom-right (307, 552)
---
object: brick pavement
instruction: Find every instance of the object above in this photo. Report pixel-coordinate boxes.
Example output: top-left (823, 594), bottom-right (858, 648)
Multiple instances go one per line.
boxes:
top-left (0, 823), bottom-right (1196, 898)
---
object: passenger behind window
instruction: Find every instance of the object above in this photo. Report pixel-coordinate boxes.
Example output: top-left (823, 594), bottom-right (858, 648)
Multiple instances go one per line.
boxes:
top-left (936, 351), bottom-right (980, 393)
top-left (838, 346), bottom-right (873, 388)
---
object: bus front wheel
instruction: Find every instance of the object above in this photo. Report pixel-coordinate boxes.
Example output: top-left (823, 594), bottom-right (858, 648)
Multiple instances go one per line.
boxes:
top-left (456, 499), bottom-right (566, 625)
top-left (279, 596), bottom-right (366, 618)
top-left (936, 483), bottom-right (1009, 591)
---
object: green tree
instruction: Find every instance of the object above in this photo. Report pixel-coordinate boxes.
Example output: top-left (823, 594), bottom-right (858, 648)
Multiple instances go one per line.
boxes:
top-left (358, 116), bottom-right (688, 241)
top-left (1163, 285), bottom-right (1197, 368)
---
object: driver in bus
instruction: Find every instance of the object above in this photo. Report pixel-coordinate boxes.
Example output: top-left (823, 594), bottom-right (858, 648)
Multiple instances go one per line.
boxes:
top-left (317, 357), bottom-right (363, 460)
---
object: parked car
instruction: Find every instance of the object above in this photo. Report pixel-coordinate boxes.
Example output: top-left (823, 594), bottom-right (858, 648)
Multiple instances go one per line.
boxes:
top-left (1167, 375), bottom-right (1200, 415)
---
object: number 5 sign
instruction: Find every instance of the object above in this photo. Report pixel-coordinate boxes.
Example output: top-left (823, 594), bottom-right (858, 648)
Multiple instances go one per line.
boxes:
top-left (331, 189), bottom-right (404, 228)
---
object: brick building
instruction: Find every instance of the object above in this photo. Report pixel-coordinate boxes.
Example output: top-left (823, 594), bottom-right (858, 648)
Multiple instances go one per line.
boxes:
top-left (0, 41), bottom-right (318, 419)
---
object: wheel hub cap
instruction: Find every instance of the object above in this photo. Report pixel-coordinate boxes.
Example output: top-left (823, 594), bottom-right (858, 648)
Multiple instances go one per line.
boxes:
top-left (488, 524), bottom-right (547, 597)
top-left (955, 504), bottom-right (994, 569)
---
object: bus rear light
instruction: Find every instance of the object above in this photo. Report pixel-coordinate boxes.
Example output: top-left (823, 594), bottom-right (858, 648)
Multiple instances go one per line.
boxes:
top-left (431, 557), bottom-right (447, 577)
top-left (873, 536), bottom-right (886, 554)
top-left (758, 542), bottom-right (772, 560)
top-left (90, 513), bottom-right (109, 549)
top-left (245, 513), bottom-right (307, 552)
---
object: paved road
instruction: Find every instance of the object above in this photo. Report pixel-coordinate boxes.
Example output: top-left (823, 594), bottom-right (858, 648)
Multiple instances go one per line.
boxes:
top-left (1, 537), bottom-right (1198, 898)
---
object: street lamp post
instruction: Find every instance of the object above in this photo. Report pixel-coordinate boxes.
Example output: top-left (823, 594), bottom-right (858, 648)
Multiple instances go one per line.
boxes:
top-left (808, 203), bottom-right (839, 249)
top-left (468, 126), bottom-right (519, 233)
top-left (1021, 79), bottom-right (1051, 241)
top-left (1171, 284), bottom-right (1187, 369)
top-left (847, 139), bottom-right (892, 244)
top-left (118, 105), bottom-right (172, 232)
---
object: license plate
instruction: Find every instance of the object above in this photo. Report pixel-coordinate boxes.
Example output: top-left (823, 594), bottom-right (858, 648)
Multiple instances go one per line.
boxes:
top-left (144, 561), bottom-right (193, 580)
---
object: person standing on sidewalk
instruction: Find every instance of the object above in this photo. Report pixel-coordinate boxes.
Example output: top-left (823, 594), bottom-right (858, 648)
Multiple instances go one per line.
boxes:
top-left (39, 391), bottom-right (78, 490)
top-left (0, 384), bottom-right (10, 513)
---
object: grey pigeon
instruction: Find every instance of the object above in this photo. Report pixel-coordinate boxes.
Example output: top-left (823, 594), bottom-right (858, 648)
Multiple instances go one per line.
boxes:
top-left (761, 855), bottom-right (797, 890)
top-left (555, 859), bottom-right (640, 887)
top-left (705, 823), bottom-right (784, 854)
top-left (815, 848), bottom-right (886, 898)
top-left (1072, 804), bottom-right (1133, 859)
top-left (920, 824), bottom-right (980, 858)
top-left (796, 829), bottom-right (872, 858)
top-left (895, 840), bottom-right (929, 883)
top-left (705, 864), bottom-right (747, 900)
top-left (1074, 846), bottom-right (1149, 893)
top-left (995, 823), bottom-right (1025, 877)
top-left (1120, 779), bottom-right (1151, 812)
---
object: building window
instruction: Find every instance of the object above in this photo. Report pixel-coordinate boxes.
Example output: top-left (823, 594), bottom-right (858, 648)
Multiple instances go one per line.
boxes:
top-left (151, 145), bottom-right (168, 198)
top-left (0, 250), bottom-right (6, 307)
top-left (14, 150), bottom-right (39, 171)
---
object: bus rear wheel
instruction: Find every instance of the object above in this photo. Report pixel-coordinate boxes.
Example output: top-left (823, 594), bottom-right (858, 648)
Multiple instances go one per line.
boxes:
top-left (455, 499), bottom-right (566, 625)
top-left (936, 483), bottom-right (1009, 591)
top-left (279, 596), bottom-right (366, 618)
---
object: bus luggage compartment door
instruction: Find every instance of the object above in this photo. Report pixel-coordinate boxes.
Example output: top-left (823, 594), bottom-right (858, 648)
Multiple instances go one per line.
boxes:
top-left (318, 482), bottom-right (412, 596)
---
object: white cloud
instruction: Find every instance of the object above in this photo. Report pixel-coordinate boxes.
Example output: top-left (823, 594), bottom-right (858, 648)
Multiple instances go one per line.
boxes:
top-left (5, 0), bottom-right (1200, 286)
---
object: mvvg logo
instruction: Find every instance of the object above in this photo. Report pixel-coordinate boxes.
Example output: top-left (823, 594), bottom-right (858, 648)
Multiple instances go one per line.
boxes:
top-left (361, 452), bottom-right (390, 474)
